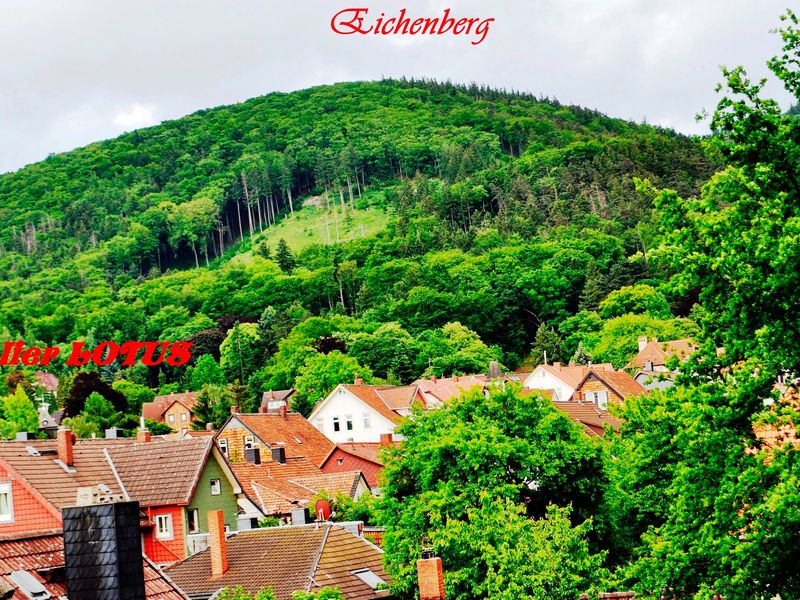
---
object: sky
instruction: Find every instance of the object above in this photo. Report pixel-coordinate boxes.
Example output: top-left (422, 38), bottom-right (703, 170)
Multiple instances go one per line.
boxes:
top-left (0, 0), bottom-right (795, 174)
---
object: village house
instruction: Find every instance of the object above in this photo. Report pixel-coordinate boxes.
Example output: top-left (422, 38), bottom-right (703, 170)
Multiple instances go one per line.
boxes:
top-left (308, 380), bottom-right (422, 444)
top-left (260, 388), bottom-right (294, 411)
top-left (573, 369), bottom-right (647, 409)
top-left (627, 337), bottom-right (698, 390)
top-left (216, 408), bottom-right (335, 467)
top-left (321, 434), bottom-right (398, 490)
top-left (522, 362), bottom-right (615, 401)
top-left (521, 389), bottom-right (623, 438)
top-left (412, 374), bottom-right (486, 407)
top-left (165, 510), bottom-right (391, 599)
top-left (105, 435), bottom-right (243, 563)
top-left (142, 391), bottom-right (199, 433)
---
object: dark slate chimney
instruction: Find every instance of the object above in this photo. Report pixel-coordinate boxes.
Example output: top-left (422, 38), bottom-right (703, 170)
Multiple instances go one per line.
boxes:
top-left (271, 446), bottom-right (286, 464)
top-left (62, 501), bottom-right (146, 600)
top-left (244, 447), bottom-right (261, 465)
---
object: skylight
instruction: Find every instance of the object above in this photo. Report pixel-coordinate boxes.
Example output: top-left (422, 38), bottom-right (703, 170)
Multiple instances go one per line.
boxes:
top-left (352, 568), bottom-right (385, 590)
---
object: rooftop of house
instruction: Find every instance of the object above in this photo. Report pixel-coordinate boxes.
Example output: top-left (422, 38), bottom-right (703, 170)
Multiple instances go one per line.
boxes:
top-left (626, 337), bottom-right (698, 370)
top-left (33, 371), bottom-right (59, 393)
top-left (0, 438), bottom-right (135, 514)
top-left (260, 389), bottom-right (294, 405)
top-left (412, 375), bottom-right (486, 404)
top-left (142, 391), bottom-right (199, 422)
top-left (326, 441), bottom-right (394, 466)
top-left (165, 523), bottom-right (389, 600)
top-left (224, 412), bottom-right (335, 467)
top-left (576, 370), bottom-right (648, 399)
top-left (229, 456), bottom-right (364, 515)
top-left (105, 437), bottom-right (220, 507)
top-left (553, 401), bottom-right (624, 437)
top-left (0, 531), bottom-right (188, 599)
top-left (529, 362), bottom-right (616, 389)
top-left (335, 384), bottom-right (418, 424)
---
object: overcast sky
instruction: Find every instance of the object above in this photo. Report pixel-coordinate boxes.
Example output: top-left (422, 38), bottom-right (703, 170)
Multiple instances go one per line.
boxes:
top-left (0, 0), bottom-right (794, 174)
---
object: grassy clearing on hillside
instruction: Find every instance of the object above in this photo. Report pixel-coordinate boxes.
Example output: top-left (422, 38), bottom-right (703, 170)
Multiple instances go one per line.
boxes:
top-left (232, 191), bottom-right (392, 262)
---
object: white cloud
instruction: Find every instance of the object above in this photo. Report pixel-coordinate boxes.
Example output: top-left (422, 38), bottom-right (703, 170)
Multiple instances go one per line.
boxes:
top-left (113, 104), bottom-right (157, 130)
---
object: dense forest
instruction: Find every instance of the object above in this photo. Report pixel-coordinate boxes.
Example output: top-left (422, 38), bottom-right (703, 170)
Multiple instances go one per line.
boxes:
top-left (2, 6), bottom-right (800, 599)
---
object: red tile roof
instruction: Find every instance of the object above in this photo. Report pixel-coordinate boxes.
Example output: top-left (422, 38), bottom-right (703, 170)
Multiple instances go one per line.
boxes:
top-left (577, 370), bottom-right (648, 400)
top-left (229, 413), bottom-right (335, 467)
top-left (337, 386), bottom-right (408, 425)
top-left (328, 443), bottom-right (388, 466)
top-left (105, 438), bottom-right (214, 507)
top-left (413, 376), bottom-right (486, 404)
top-left (626, 338), bottom-right (697, 370)
top-left (165, 524), bottom-right (389, 600)
top-left (0, 532), bottom-right (187, 599)
top-left (33, 371), bottom-right (59, 393)
top-left (0, 439), bottom-right (135, 513)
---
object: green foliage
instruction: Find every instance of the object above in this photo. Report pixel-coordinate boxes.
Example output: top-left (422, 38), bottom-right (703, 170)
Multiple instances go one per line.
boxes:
top-left (291, 589), bottom-right (345, 600)
top-left (381, 386), bottom-right (605, 599)
top-left (220, 323), bottom-right (263, 384)
top-left (190, 354), bottom-right (226, 390)
top-left (0, 387), bottom-right (40, 439)
top-left (215, 587), bottom-right (277, 600)
top-left (530, 322), bottom-right (565, 365)
top-left (598, 284), bottom-right (672, 320)
top-left (112, 380), bottom-right (155, 415)
top-left (588, 314), bottom-right (697, 368)
top-left (418, 322), bottom-right (502, 377)
top-left (275, 238), bottom-right (296, 273)
top-left (145, 418), bottom-right (174, 435)
top-left (292, 351), bottom-right (373, 417)
top-left (192, 384), bottom-right (235, 430)
top-left (310, 490), bottom-right (381, 526)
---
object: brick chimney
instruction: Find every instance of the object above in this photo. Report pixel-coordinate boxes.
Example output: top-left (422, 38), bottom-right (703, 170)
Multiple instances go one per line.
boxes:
top-left (380, 433), bottom-right (394, 447)
top-left (354, 374), bottom-right (364, 385)
top-left (279, 404), bottom-right (288, 421)
top-left (136, 428), bottom-right (151, 443)
top-left (417, 554), bottom-right (445, 600)
top-left (208, 510), bottom-right (229, 577)
top-left (431, 375), bottom-right (437, 383)
top-left (638, 336), bottom-right (648, 352)
top-left (206, 422), bottom-right (215, 431)
top-left (230, 405), bottom-right (239, 415)
top-left (57, 428), bottom-right (75, 467)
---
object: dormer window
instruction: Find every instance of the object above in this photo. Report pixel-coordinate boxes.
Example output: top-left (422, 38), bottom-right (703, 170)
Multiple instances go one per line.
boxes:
top-left (218, 438), bottom-right (229, 458)
top-left (244, 435), bottom-right (255, 450)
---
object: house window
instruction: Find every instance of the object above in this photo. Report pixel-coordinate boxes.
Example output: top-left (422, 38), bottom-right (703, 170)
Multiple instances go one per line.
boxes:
top-left (333, 417), bottom-right (341, 432)
top-left (168, 414), bottom-right (175, 423)
top-left (345, 415), bottom-right (353, 431)
top-left (210, 479), bottom-right (221, 496)
top-left (187, 508), bottom-right (199, 533)
top-left (155, 514), bottom-right (173, 540)
top-left (316, 419), bottom-right (324, 432)
top-left (363, 413), bottom-right (371, 430)
top-left (597, 391), bottom-right (609, 410)
top-left (181, 413), bottom-right (188, 422)
top-left (584, 391), bottom-right (596, 403)
top-left (218, 438), bottom-right (228, 458)
top-left (244, 435), bottom-right (255, 450)
top-left (0, 482), bottom-right (13, 523)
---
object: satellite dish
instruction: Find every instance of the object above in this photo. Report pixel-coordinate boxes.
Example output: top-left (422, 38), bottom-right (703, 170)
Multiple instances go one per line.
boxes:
top-left (315, 499), bottom-right (332, 521)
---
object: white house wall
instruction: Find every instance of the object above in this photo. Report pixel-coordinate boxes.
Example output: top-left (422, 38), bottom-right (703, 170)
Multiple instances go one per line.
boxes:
top-left (523, 367), bottom-right (575, 401)
top-left (310, 386), bottom-right (398, 443)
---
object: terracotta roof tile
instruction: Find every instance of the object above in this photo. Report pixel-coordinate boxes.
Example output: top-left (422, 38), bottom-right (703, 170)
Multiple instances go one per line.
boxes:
top-left (106, 438), bottom-right (213, 507)
top-left (0, 532), bottom-right (187, 599)
top-left (626, 338), bottom-right (697, 369)
top-left (0, 438), bottom-right (135, 511)
top-left (339, 386), bottom-right (406, 425)
top-left (142, 392), bottom-right (199, 422)
top-left (329, 443), bottom-right (387, 466)
top-left (232, 413), bottom-right (335, 467)
top-left (290, 472), bottom-right (365, 498)
top-left (374, 386), bottom-right (418, 411)
top-left (587, 371), bottom-right (648, 400)
top-left (413, 376), bottom-right (486, 404)
top-left (164, 524), bottom-right (388, 600)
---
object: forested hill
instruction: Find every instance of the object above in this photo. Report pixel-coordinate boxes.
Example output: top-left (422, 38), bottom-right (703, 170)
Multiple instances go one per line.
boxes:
top-left (0, 78), bottom-right (716, 402)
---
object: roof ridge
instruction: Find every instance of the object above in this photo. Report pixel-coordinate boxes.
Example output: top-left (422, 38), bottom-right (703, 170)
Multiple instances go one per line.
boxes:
top-left (103, 447), bottom-right (130, 501)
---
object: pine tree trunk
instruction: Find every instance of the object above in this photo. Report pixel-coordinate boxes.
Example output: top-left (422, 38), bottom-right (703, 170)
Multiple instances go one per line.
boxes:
top-left (236, 201), bottom-right (243, 241)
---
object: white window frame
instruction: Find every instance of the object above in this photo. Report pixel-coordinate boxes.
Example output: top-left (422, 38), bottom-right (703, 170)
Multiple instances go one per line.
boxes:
top-left (332, 416), bottom-right (341, 432)
top-left (0, 482), bottom-right (13, 524)
top-left (597, 391), bottom-right (609, 410)
top-left (168, 414), bottom-right (175, 423)
top-left (187, 508), bottom-right (200, 533)
top-left (218, 438), bottom-right (229, 458)
top-left (181, 413), bottom-right (188, 422)
top-left (345, 415), bottom-right (354, 431)
top-left (363, 413), bottom-right (371, 430)
top-left (210, 478), bottom-right (221, 496)
top-left (244, 435), bottom-right (255, 450)
top-left (584, 391), bottom-right (596, 403)
top-left (155, 514), bottom-right (173, 540)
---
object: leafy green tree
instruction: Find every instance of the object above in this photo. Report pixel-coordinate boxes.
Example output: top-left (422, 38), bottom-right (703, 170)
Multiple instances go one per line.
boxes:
top-left (79, 392), bottom-right (124, 432)
top-left (112, 380), bottom-right (155, 415)
top-left (190, 354), bottom-right (226, 390)
top-left (292, 351), bottom-right (373, 417)
top-left (220, 323), bottom-right (263, 384)
top-left (417, 322), bottom-right (502, 377)
top-left (291, 589), bottom-right (345, 600)
top-left (381, 386), bottom-right (606, 599)
top-left (275, 239), bottom-right (296, 273)
top-left (349, 322), bottom-right (418, 382)
top-left (61, 415), bottom-right (101, 438)
top-left (530, 322), bottom-right (565, 365)
top-left (598, 284), bottom-right (672, 320)
top-left (589, 314), bottom-right (696, 368)
top-left (0, 387), bottom-right (40, 439)
top-left (193, 384), bottom-right (235, 430)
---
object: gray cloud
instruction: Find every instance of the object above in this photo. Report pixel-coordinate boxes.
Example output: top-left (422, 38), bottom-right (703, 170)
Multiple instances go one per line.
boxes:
top-left (0, 0), bottom-right (794, 173)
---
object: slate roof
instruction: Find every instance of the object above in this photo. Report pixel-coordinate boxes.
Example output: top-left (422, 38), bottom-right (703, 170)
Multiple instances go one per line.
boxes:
top-left (626, 338), bottom-right (698, 370)
top-left (0, 439), bottom-right (135, 513)
top-left (231, 413), bottom-right (335, 466)
top-left (0, 532), bottom-right (188, 599)
top-left (142, 392), bottom-right (199, 422)
top-left (165, 524), bottom-right (389, 600)
top-left (105, 438), bottom-right (214, 507)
